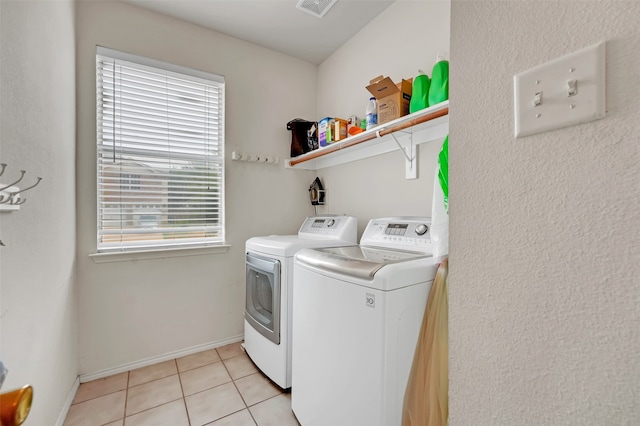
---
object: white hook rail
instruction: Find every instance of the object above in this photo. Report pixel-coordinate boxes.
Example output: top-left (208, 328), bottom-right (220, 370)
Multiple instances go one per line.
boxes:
top-left (0, 163), bottom-right (43, 247)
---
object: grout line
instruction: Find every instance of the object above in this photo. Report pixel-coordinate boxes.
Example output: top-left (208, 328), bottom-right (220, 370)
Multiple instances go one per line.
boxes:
top-left (121, 397), bottom-right (186, 422)
top-left (69, 388), bottom-right (128, 406)
top-left (220, 352), bottom-right (247, 362)
top-left (200, 407), bottom-right (253, 426)
top-left (246, 390), bottom-right (286, 408)
top-left (127, 372), bottom-right (180, 391)
top-left (176, 348), bottom-right (225, 374)
top-left (183, 352), bottom-right (254, 426)
top-left (220, 355), bottom-right (245, 404)
top-left (177, 358), bottom-right (223, 375)
top-left (124, 367), bottom-right (185, 420)
top-left (233, 381), bottom-right (259, 426)
top-left (122, 371), bottom-right (130, 424)
top-left (175, 358), bottom-right (192, 426)
top-left (218, 350), bottom-right (261, 425)
top-left (177, 377), bottom-right (234, 398)
top-left (231, 376), bottom-right (249, 407)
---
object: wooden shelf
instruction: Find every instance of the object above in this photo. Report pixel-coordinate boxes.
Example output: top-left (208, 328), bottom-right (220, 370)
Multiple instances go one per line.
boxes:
top-left (286, 100), bottom-right (449, 172)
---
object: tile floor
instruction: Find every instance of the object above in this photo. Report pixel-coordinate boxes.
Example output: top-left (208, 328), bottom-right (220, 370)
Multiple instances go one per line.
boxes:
top-left (64, 342), bottom-right (300, 426)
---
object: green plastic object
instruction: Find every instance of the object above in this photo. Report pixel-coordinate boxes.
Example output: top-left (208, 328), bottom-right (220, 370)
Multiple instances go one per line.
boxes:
top-left (409, 72), bottom-right (430, 113)
top-left (438, 135), bottom-right (448, 213)
top-left (428, 56), bottom-right (449, 106)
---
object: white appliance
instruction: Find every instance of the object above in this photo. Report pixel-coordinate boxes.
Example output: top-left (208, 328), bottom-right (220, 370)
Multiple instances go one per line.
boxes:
top-left (291, 217), bottom-right (444, 426)
top-left (244, 215), bottom-right (357, 389)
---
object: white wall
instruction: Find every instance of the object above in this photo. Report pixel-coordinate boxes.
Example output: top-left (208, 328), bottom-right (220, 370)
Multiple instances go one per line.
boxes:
top-left (0, 1), bottom-right (78, 424)
top-left (316, 0), bottom-right (451, 235)
top-left (449, 1), bottom-right (640, 424)
top-left (75, 1), bottom-right (317, 375)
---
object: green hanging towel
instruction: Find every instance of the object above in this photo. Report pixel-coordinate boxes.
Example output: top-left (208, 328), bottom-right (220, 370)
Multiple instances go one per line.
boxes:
top-left (438, 136), bottom-right (448, 214)
top-left (428, 54), bottom-right (449, 106)
top-left (410, 71), bottom-right (430, 113)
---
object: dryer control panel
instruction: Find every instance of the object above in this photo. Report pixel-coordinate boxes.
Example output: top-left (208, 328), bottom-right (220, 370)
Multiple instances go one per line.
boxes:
top-left (361, 217), bottom-right (432, 253)
top-left (298, 215), bottom-right (358, 241)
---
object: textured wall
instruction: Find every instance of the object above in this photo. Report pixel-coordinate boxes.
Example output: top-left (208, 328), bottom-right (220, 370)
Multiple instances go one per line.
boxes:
top-left (449, 1), bottom-right (640, 424)
top-left (0, 1), bottom-right (78, 424)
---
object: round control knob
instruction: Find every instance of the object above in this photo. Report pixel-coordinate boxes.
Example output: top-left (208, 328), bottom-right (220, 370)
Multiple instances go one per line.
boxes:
top-left (327, 219), bottom-right (335, 227)
top-left (415, 224), bottom-right (429, 236)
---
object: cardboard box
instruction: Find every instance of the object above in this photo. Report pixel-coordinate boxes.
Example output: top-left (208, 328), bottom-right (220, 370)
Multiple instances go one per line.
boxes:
top-left (333, 118), bottom-right (348, 142)
top-left (366, 76), bottom-right (412, 125)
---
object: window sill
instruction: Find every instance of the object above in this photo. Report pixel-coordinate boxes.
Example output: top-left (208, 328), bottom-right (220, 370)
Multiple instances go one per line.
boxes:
top-left (89, 244), bottom-right (231, 263)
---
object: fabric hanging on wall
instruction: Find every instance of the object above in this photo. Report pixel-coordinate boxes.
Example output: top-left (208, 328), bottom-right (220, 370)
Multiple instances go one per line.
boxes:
top-left (402, 258), bottom-right (449, 426)
top-left (431, 137), bottom-right (449, 257)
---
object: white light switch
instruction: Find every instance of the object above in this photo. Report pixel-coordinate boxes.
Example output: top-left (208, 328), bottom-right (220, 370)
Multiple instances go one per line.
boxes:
top-left (514, 41), bottom-right (606, 138)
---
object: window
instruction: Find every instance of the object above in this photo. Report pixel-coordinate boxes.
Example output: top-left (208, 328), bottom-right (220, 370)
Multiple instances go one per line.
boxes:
top-left (120, 173), bottom-right (141, 191)
top-left (96, 47), bottom-right (225, 253)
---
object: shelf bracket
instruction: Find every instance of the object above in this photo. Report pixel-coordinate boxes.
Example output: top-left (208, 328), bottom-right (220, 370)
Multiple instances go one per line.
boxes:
top-left (379, 131), bottom-right (417, 179)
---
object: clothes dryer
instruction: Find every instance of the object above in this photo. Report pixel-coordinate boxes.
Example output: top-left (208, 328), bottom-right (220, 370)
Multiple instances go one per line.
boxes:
top-left (244, 215), bottom-right (357, 389)
top-left (291, 217), bottom-right (445, 425)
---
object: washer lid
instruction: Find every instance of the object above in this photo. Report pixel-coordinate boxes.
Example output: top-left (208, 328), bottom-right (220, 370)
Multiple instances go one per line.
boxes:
top-left (294, 245), bottom-right (429, 280)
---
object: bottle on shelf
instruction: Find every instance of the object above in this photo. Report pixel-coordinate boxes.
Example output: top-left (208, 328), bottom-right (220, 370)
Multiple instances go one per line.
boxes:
top-left (410, 69), bottom-right (431, 113)
top-left (428, 53), bottom-right (449, 106)
top-left (365, 97), bottom-right (378, 130)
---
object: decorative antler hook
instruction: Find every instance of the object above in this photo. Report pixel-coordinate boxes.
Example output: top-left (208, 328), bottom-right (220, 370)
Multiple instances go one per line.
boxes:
top-left (17, 176), bottom-right (42, 193)
top-left (9, 177), bottom-right (42, 205)
top-left (0, 170), bottom-right (26, 192)
top-left (0, 167), bottom-right (43, 211)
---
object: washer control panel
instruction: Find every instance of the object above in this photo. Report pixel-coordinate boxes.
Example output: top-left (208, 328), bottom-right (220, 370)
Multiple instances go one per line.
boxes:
top-left (298, 215), bottom-right (358, 241)
top-left (362, 217), bottom-right (432, 253)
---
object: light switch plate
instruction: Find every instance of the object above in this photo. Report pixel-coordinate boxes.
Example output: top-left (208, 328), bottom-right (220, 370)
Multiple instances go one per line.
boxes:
top-left (514, 41), bottom-right (606, 138)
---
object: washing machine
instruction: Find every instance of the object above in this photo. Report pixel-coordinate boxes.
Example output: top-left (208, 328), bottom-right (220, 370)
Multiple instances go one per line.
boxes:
top-left (291, 217), bottom-right (444, 426)
top-left (244, 215), bottom-right (357, 389)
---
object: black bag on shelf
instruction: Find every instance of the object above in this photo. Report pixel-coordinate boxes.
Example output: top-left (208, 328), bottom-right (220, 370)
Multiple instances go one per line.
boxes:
top-left (287, 119), bottom-right (318, 157)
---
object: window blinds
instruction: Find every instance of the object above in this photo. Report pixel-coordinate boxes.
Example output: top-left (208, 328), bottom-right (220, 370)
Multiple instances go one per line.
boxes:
top-left (96, 47), bottom-right (225, 252)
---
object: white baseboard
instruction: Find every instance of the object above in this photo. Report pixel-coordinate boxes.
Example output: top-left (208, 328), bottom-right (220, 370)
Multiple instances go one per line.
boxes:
top-left (79, 335), bottom-right (243, 383)
top-left (55, 376), bottom-right (80, 426)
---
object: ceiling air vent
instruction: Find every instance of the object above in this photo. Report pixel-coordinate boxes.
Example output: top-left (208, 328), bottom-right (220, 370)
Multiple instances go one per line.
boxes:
top-left (296, 0), bottom-right (338, 18)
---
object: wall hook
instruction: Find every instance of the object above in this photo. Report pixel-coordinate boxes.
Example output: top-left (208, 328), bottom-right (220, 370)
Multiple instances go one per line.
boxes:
top-left (0, 166), bottom-right (43, 211)
top-left (0, 170), bottom-right (26, 193)
top-left (8, 177), bottom-right (42, 205)
top-left (11, 198), bottom-right (27, 206)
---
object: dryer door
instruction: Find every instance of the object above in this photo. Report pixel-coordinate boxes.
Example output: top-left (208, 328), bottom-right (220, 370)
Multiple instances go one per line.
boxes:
top-left (245, 252), bottom-right (281, 344)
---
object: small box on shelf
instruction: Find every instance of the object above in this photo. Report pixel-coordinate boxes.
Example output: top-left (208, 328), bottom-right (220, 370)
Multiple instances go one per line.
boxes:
top-left (366, 76), bottom-right (413, 125)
